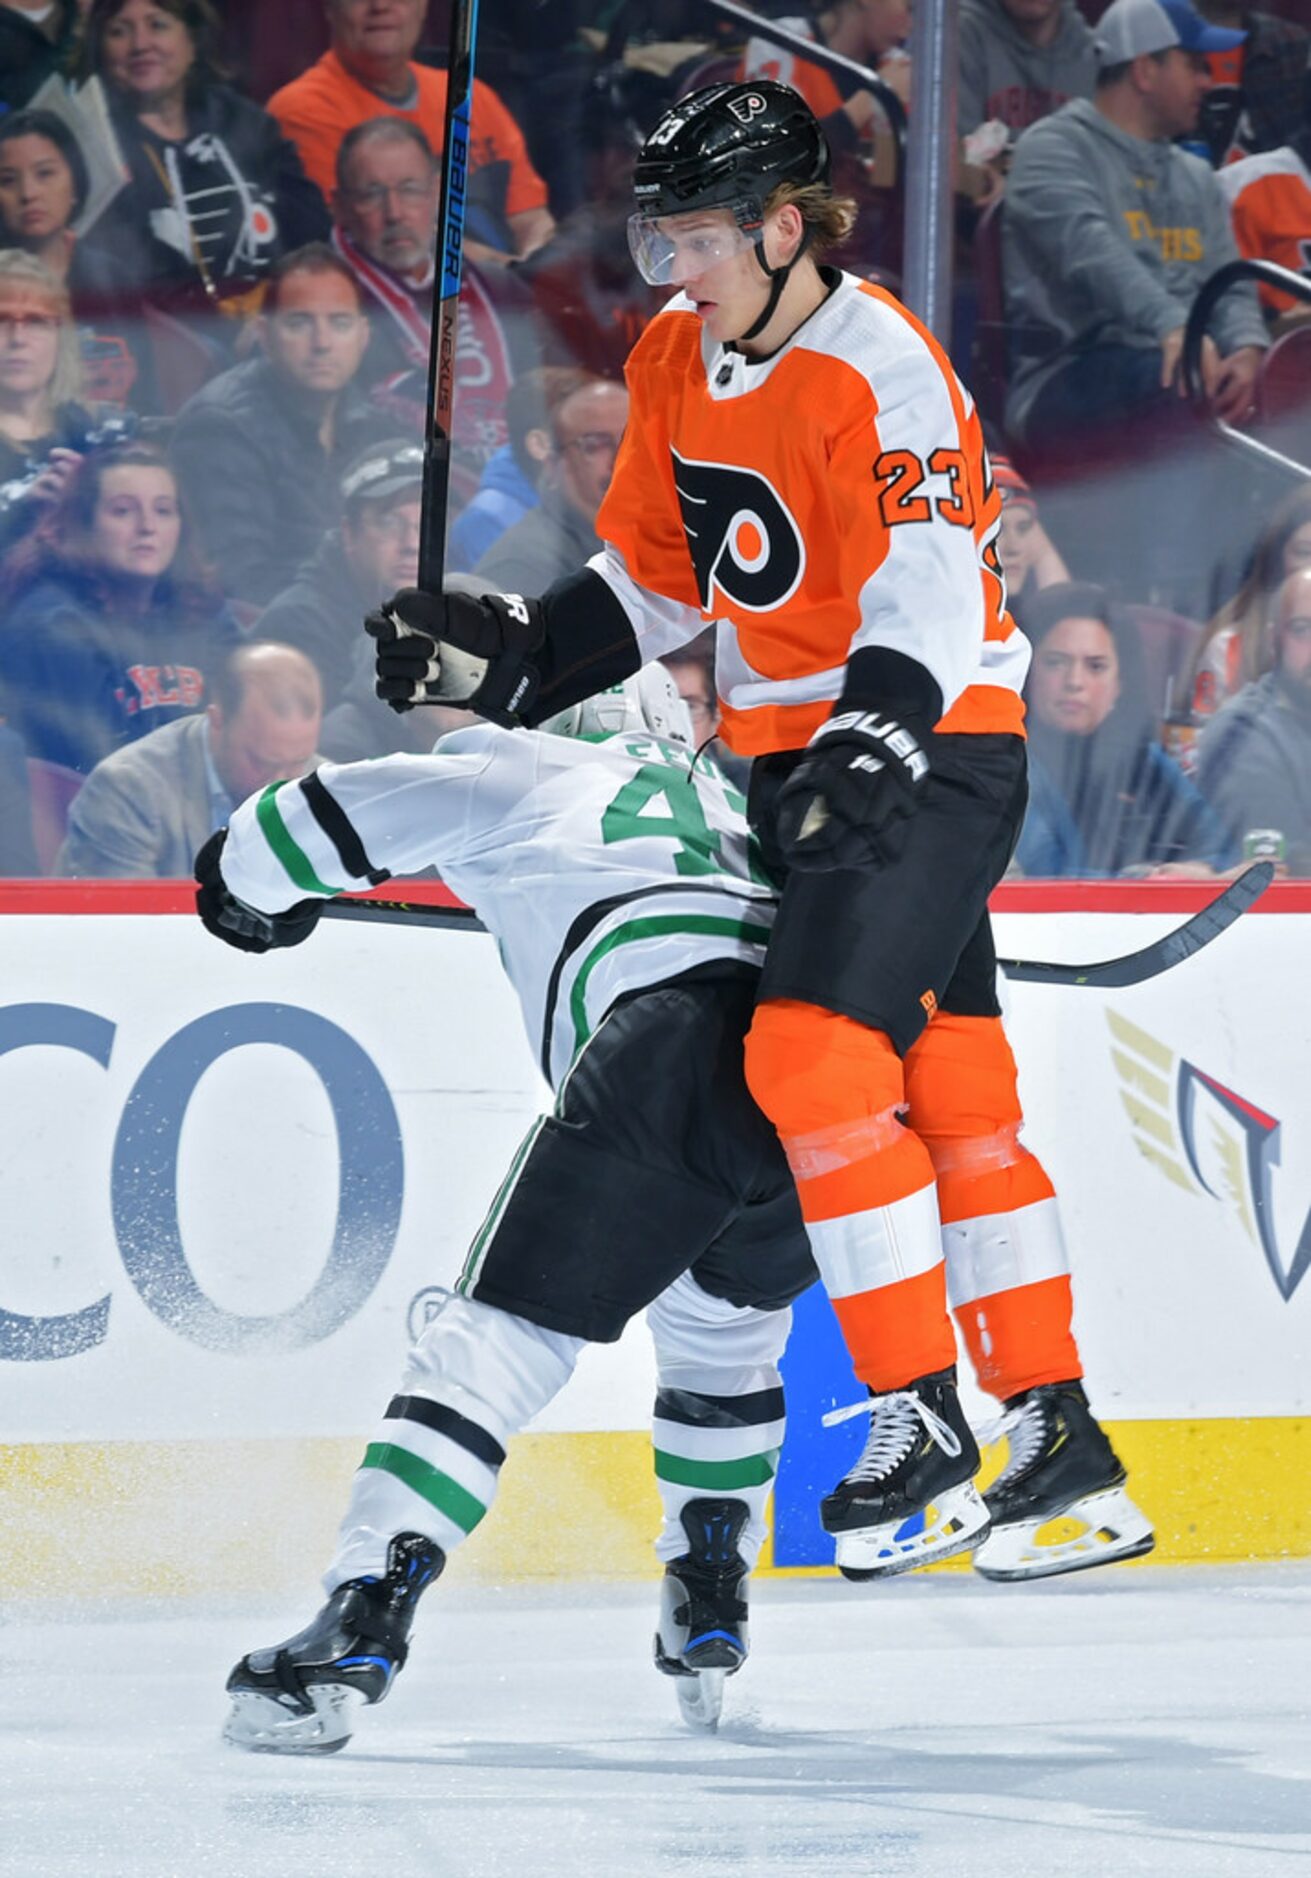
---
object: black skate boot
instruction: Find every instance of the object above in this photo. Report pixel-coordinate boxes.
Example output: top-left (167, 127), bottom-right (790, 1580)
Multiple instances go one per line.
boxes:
top-left (820, 1366), bottom-right (990, 1580)
top-left (223, 1532), bottom-right (444, 1754)
top-left (654, 1498), bottom-right (750, 1731)
top-left (973, 1380), bottom-right (1155, 1582)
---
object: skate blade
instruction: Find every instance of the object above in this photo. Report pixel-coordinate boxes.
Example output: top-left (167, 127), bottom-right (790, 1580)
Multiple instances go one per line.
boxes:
top-left (676, 1668), bottom-right (727, 1732)
top-left (973, 1486), bottom-right (1156, 1583)
top-left (223, 1683), bottom-right (365, 1755)
top-left (835, 1482), bottom-right (991, 1581)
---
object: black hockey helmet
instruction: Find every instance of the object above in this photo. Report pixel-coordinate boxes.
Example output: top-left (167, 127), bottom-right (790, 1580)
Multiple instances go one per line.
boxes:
top-left (632, 80), bottom-right (831, 232)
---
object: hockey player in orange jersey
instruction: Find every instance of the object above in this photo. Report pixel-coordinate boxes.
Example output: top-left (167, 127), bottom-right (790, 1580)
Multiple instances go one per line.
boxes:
top-left (368, 81), bottom-right (1153, 1584)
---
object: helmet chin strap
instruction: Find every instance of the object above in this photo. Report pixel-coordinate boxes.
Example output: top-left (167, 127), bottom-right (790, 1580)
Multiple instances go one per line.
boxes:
top-left (736, 223), bottom-right (814, 344)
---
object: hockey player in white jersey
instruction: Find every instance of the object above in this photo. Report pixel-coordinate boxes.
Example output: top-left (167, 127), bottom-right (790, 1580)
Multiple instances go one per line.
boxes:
top-left (198, 668), bottom-right (816, 1750)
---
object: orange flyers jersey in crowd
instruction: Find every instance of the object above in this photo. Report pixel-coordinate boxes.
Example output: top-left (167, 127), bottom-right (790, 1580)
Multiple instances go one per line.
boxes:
top-left (591, 273), bottom-right (1030, 757)
top-left (1218, 146), bottom-right (1311, 315)
top-left (268, 51), bottom-right (549, 216)
top-left (740, 25), bottom-right (844, 122)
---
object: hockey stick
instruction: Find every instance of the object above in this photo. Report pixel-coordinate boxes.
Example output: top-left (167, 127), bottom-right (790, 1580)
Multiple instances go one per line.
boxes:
top-left (997, 861), bottom-right (1273, 987)
top-left (417, 0), bottom-right (481, 593)
top-left (319, 862), bottom-right (1274, 986)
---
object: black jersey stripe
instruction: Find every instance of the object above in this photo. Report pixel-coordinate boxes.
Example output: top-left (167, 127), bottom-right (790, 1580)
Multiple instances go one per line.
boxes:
top-left (384, 1393), bottom-right (507, 1468)
top-left (302, 772), bottom-right (390, 886)
top-left (654, 1385), bottom-right (786, 1430)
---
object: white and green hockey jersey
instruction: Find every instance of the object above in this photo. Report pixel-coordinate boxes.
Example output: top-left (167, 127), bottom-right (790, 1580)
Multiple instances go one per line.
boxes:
top-left (220, 724), bottom-right (778, 1085)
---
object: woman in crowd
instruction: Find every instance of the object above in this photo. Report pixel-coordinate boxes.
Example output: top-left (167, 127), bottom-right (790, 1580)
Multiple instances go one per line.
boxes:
top-left (0, 438), bottom-right (237, 773)
top-left (1015, 581), bottom-right (1232, 878)
top-left (76, 0), bottom-right (328, 326)
top-left (993, 455), bottom-right (1070, 635)
top-left (1188, 485), bottom-right (1311, 720)
top-left (0, 251), bottom-right (136, 554)
top-left (0, 108), bottom-right (150, 405)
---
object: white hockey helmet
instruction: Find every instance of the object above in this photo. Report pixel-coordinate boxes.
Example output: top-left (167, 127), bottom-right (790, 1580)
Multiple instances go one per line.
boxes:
top-left (540, 664), bottom-right (695, 749)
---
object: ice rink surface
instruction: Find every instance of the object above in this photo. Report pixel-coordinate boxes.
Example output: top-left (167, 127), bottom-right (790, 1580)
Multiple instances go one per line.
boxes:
top-left (3, 1562), bottom-right (1309, 1878)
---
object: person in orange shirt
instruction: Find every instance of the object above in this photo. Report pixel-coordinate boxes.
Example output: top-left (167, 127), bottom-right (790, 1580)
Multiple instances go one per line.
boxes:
top-left (741, 1), bottom-right (912, 156)
top-left (368, 81), bottom-right (1153, 1588)
top-left (267, 0), bottom-right (555, 264)
top-left (1218, 127), bottom-right (1311, 320)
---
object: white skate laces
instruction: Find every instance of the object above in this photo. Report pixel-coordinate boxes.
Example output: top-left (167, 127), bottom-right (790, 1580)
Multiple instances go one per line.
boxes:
top-left (976, 1396), bottom-right (1047, 1483)
top-left (822, 1389), bottom-right (964, 1481)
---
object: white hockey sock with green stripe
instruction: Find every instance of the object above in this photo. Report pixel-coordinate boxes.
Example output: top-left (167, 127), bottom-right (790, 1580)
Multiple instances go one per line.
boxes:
top-left (647, 1274), bottom-right (790, 1568)
top-left (325, 1292), bottom-right (584, 1590)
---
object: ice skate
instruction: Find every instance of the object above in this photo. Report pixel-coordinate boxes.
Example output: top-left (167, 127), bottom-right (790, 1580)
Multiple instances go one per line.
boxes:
top-left (653, 1499), bottom-right (750, 1732)
top-left (223, 1533), bottom-right (443, 1754)
top-left (820, 1367), bottom-right (990, 1580)
top-left (973, 1380), bottom-right (1155, 1582)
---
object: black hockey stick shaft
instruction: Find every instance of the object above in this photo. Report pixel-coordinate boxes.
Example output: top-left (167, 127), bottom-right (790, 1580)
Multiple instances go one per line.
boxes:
top-left (320, 862), bottom-right (1274, 985)
top-left (417, 0), bottom-right (481, 594)
top-left (998, 861), bottom-right (1273, 987)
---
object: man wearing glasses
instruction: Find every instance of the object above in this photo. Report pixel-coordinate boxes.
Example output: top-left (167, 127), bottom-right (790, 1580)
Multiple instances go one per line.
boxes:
top-left (474, 374), bottom-right (630, 596)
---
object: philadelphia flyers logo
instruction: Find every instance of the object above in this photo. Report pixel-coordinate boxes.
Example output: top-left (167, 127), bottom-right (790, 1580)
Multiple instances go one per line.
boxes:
top-left (672, 449), bottom-right (805, 612)
top-left (727, 92), bottom-right (769, 126)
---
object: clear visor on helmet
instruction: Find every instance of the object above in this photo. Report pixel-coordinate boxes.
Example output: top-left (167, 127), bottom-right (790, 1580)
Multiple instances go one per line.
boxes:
top-left (626, 206), bottom-right (760, 286)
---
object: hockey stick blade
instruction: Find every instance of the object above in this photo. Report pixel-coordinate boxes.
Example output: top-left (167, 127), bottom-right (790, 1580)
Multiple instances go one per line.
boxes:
top-left (999, 861), bottom-right (1273, 988)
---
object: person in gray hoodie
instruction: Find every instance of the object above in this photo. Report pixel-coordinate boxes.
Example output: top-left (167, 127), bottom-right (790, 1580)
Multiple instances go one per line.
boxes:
top-left (1003, 0), bottom-right (1267, 451)
top-left (959, 0), bottom-right (1098, 142)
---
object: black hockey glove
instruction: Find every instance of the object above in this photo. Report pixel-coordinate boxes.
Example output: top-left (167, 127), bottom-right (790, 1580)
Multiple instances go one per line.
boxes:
top-left (366, 585), bottom-right (545, 726)
top-left (194, 829), bottom-right (323, 955)
top-left (774, 705), bottom-right (932, 873)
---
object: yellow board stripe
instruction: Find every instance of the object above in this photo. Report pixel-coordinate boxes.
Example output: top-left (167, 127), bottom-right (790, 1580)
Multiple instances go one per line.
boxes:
top-left (0, 1417), bottom-right (1306, 1597)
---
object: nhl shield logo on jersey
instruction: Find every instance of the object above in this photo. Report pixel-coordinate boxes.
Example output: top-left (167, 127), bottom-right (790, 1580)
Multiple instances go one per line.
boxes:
top-left (671, 449), bottom-right (805, 612)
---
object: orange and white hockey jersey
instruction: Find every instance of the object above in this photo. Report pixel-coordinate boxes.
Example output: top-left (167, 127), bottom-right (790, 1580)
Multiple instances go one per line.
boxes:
top-left (1219, 146), bottom-right (1311, 316)
top-left (591, 272), bottom-right (1029, 756)
top-left (740, 21), bottom-right (844, 123)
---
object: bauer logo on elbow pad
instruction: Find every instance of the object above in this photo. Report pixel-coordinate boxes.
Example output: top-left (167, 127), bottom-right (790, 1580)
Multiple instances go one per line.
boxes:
top-left (671, 449), bottom-right (805, 612)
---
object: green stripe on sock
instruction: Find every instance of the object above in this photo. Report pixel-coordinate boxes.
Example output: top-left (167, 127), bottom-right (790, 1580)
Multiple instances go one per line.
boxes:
top-left (653, 1448), bottom-right (780, 1489)
top-left (361, 1442), bottom-right (487, 1534)
top-left (255, 782), bottom-right (336, 897)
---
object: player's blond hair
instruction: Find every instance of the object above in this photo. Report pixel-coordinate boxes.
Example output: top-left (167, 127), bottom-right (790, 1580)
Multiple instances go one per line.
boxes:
top-left (764, 181), bottom-right (858, 257)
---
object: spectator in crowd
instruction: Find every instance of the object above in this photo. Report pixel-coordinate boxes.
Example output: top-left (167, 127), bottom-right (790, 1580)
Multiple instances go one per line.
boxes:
top-left (257, 438), bottom-right (422, 710)
top-left (473, 374), bottom-right (628, 594)
top-left (993, 453), bottom-right (1071, 631)
top-left (1005, 0), bottom-right (1267, 454)
top-left (1217, 122), bottom-right (1311, 321)
top-left (448, 364), bottom-right (595, 573)
top-left (55, 640), bottom-right (322, 877)
top-left (170, 244), bottom-right (393, 607)
top-left (329, 117), bottom-right (546, 506)
top-left (0, 252), bottom-right (136, 558)
top-left (75, 0), bottom-right (329, 330)
top-left (1014, 580), bottom-right (1232, 875)
top-left (268, 0), bottom-right (555, 264)
top-left (959, 0), bottom-right (1097, 152)
top-left (0, 440), bottom-right (237, 774)
top-left (0, 109), bottom-right (147, 406)
top-left (1194, 1), bottom-right (1311, 168)
top-left (0, 0), bottom-right (80, 115)
top-left (1196, 564), bottom-right (1311, 872)
top-left (1187, 483), bottom-right (1311, 716)
top-left (742, 2), bottom-right (913, 155)
top-left (0, 720), bottom-right (39, 875)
